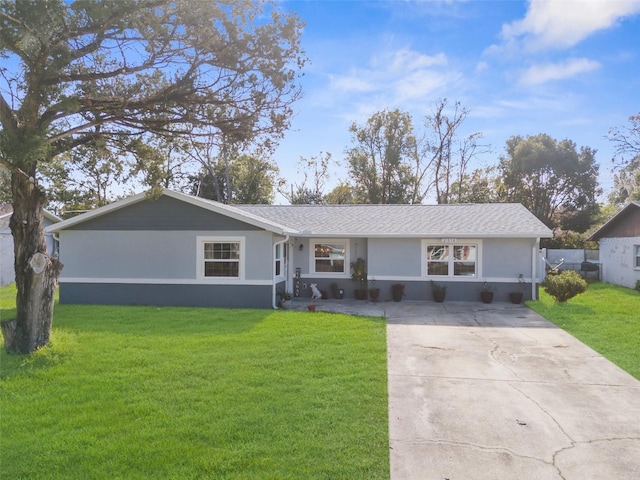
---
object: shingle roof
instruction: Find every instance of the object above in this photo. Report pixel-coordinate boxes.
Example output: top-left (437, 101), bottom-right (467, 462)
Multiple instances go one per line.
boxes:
top-left (237, 203), bottom-right (552, 238)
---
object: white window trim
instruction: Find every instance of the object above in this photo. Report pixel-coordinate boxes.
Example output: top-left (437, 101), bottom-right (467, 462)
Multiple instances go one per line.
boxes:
top-left (309, 238), bottom-right (350, 278)
top-left (421, 239), bottom-right (483, 279)
top-left (274, 242), bottom-right (285, 281)
top-left (634, 244), bottom-right (640, 270)
top-left (196, 236), bottom-right (245, 283)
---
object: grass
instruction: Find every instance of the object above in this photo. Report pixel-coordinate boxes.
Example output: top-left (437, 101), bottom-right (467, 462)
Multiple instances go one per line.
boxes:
top-left (528, 282), bottom-right (640, 380)
top-left (0, 290), bottom-right (389, 479)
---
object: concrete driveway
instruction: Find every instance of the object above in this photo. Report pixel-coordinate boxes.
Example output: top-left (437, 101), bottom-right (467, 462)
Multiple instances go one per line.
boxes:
top-left (386, 301), bottom-right (640, 480)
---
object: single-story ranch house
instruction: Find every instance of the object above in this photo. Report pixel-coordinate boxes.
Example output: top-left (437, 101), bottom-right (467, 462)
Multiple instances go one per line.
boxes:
top-left (588, 201), bottom-right (640, 289)
top-left (47, 189), bottom-right (552, 308)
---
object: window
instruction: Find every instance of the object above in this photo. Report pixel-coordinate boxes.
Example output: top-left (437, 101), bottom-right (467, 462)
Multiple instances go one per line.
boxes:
top-left (425, 242), bottom-right (478, 277)
top-left (312, 240), bottom-right (348, 275)
top-left (275, 243), bottom-right (283, 277)
top-left (197, 237), bottom-right (244, 280)
top-left (635, 245), bottom-right (640, 268)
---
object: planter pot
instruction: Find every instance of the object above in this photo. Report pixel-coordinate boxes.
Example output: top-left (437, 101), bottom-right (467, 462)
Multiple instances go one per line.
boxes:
top-left (392, 293), bottom-right (403, 302)
top-left (307, 304), bottom-right (317, 312)
top-left (480, 291), bottom-right (494, 304)
top-left (433, 291), bottom-right (446, 303)
top-left (368, 288), bottom-right (380, 302)
top-left (509, 292), bottom-right (523, 304)
top-left (338, 289), bottom-right (344, 299)
top-left (354, 289), bottom-right (367, 300)
top-left (280, 300), bottom-right (291, 310)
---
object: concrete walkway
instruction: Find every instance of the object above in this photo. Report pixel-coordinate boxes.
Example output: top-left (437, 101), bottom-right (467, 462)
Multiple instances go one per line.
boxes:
top-left (385, 301), bottom-right (640, 480)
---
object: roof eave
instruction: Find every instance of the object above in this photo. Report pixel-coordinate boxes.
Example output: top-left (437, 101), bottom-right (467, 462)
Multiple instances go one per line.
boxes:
top-left (588, 202), bottom-right (640, 241)
top-left (292, 232), bottom-right (553, 239)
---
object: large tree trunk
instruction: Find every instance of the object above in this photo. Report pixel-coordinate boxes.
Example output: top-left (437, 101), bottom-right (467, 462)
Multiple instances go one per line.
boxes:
top-left (5, 171), bottom-right (63, 354)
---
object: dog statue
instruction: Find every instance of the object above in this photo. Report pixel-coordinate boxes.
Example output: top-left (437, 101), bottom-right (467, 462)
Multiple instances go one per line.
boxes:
top-left (310, 283), bottom-right (322, 299)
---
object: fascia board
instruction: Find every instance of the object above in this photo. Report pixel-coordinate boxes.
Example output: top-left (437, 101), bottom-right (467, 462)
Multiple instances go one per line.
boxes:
top-left (292, 232), bottom-right (553, 239)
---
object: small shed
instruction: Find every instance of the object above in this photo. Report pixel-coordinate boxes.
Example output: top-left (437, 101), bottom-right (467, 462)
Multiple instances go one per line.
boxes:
top-left (588, 202), bottom-right (640, 289)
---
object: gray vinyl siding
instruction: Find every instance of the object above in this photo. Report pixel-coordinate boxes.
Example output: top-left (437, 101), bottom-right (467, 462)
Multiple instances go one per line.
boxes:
top-left (482, 238), bottom-right (535, 278)
top-left (59, 230), bottom-right (274, 281)
top-left (367, 237), bottom-right (534, 280)
top-left (60, 283), bottom-right (273, 308)
top-left (368, 238), bottom-right (422, 277)
top-left (67, 195), bottom-right (261, 231)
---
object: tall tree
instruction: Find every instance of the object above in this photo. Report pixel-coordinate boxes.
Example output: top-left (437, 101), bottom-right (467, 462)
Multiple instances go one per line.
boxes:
top-left (496, 134), bottom-right (601, 231)
top-left (280, 152), bottom-right (332, 204)
top-left (0, 0), bottom-right (305, 353)
top-left (608, 113), bottom-right (640, 169)
top-left (191, 153), bottom-right (278, 204)
top-left (413, 99), bottom-right (486, 204)
top-left (451, 167), bottom-right (499, 204)
top-left (609, 156), bottom-right (640, 205)
top-left (324, 182), bottom-right (354, 204)
top-left (346, 109), bottom-right (417, 204)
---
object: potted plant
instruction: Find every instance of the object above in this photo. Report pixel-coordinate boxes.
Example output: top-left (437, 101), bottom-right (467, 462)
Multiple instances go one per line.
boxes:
top-left (350, 257), bottom-right (367, 300)
top-left (431, 281), bottom-right (446, 303)
top-left (329, 283), bottom-right (344, 299)
top-left (390, 283), bottom-right (405, 302)
top-left (509, 274), bottom-right (525, 304)
top-left (368, 287), bottom-right (380, 302)
top-left (480, 281), bottom-right (494, 304)
top-left (277, 289), bottom-right (292, 309)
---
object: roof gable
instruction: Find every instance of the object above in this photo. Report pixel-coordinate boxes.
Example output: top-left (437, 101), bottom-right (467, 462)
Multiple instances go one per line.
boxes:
top-left (589, 202), bottom-right (640, 240)
top-left (48, 190), bottom-right (293, 234)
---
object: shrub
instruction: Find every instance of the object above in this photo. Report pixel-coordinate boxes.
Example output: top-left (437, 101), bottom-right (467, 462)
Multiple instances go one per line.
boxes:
top-left (542, 270), bottom-right (588, 302)
top-left (636, 280), bottom-right (640, 292)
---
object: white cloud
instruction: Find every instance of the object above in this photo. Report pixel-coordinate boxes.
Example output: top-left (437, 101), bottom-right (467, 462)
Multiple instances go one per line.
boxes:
top-left (326, 47), bottom-right (456, 110)
top-left (493, 0), bottom-right (640, 53)
top-left (519, 58), bottom-right (601, 85)
top-left (328, 74), bottom-right (375, 93)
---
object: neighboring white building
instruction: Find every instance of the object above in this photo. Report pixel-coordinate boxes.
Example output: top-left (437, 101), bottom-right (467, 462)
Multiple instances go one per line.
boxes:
top-left (0, 205), bottom-right (61, 286)
top-left (589, 202), bottom-right (640, 289)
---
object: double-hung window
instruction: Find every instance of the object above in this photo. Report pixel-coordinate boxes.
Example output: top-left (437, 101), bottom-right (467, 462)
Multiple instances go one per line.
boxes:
top-left (424, 241), bottom-right (478, 277)
top-left (635, 245), bottom-right (640, 269)
top-left (275, 243), bottom-right (284, 278)
top-left (312, 239), bottom-right (349, 275)
top-left (198, 237), bottom-right (244, 280)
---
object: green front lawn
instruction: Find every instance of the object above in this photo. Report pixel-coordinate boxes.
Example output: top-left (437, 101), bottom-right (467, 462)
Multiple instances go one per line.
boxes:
top-left (528, 282), bottom-right (640, 380)
top-left (0, 297), bottom-right (389, 479)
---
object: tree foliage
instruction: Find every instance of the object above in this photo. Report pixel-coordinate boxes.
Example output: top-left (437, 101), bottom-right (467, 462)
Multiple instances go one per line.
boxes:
top-left (415, 99), bottom-right (488, 204)
top-left (0, 0), bottom-right (305, 353)
top-left (280, 152), bottom-right (333, 204)
top-left (346, 109), bottom-right (417, 204)
top-left (190, 153), bottom-right (278, 204)
top-left (344, 101), bottom-right (482, 204)
top-left (496, 134), bottom-right (600, 232)
top-left (608, 113), bottom-right (640, 170)
top-left (609, 156), bottom-right (640, 206)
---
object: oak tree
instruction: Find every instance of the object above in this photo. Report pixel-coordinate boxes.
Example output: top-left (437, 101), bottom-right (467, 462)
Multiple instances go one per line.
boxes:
top-left (0, 0), bottom-right (304, 353)
top-left (496, 134), bottom-right (600, 231)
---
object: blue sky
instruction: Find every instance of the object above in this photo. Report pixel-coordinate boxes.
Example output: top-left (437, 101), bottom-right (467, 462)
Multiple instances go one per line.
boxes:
top-left (273, 0), bottom-right (640, 202)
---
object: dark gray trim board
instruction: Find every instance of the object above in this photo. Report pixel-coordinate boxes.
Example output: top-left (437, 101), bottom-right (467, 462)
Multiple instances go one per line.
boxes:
top-left (297, 278), bottom-right (534, 303)
top-left (61, 283), bottom-right (273, 308)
